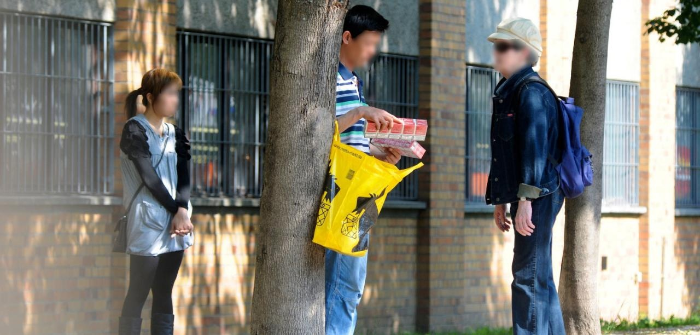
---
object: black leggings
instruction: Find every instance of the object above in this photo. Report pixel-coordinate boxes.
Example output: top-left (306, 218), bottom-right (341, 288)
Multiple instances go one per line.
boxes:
top-left (120, 250), bottom-right (184, 318)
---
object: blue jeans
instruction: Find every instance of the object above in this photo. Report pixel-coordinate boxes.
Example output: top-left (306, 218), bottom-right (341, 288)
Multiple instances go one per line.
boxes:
top-left (325, 248), bottom-right (368, 335)
top-left (510, 189), bottom-right (565, 335)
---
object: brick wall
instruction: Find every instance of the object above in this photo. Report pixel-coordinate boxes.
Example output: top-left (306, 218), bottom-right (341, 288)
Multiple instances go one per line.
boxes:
top-left (639, 0), bottom-right (682, 319)
top-left (171, 210), bottom-right (419, 335)
top-left (3, 0), bottom-right (700, 333)
top-left (114, 0), bottom-right (178, 152)
top-left (0, 205), bottom-right (116, 334)
top-left (673, 217), bottom-right (700, 313)
top-left (0, 205), bottom-right (420, 335)
top-left (417, 0), bottom-right (468, 331)
top-left (356, 211), bottom-right (421, 334)
top-left (111, 0), bottom-right (181, 332)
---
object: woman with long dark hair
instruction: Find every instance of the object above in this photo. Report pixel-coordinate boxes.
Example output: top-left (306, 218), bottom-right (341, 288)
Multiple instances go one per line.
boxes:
top-left (118, 69), bottom-right (193, 335)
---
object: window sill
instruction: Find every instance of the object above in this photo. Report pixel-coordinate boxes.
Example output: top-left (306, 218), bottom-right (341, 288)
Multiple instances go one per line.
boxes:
top-left (0, 195), bottom-right (122, 206)
top-left (191, 197), bottom-right (427, 210)
top-left (464, 203), bottom-right (648, 215)
top-left (601, 206), bottom-right (647, 215)
top-left (465, 203), bottom-right (493, 213)
top-left (384, 200), bottom-right (427, 209)
top-left (191, 197), bottom-right (261, 208)
top-left (675, 208), bottom-right (700, 217)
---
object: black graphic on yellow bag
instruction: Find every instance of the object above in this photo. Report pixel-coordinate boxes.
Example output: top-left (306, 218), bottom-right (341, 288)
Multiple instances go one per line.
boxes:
top-left (317, 174), bottom-right (340, 226)
top-left (313, 122), bottom-right (423, 257)
top-left (340, 188), bottom-right (385, 253)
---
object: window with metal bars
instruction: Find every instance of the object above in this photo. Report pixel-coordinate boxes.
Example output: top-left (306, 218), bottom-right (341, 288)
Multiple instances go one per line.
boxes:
top-left (676, 87), bottom-right (700, 208)
top-left (359, 54), bottom-right (420, 200)
top-left (177, 30), bottom-right (420, 200)
top-left (603, 80), bottom-right (640, 207)
top-left (177, 31), bottom-right (271, 198)
top-left (0, 11), bottom-right (114, 196)
top-left (465, 65), bottom-right (500, 204)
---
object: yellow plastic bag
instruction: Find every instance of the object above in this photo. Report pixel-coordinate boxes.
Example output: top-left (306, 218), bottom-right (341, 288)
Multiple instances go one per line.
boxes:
top-left (313, 122), bottom-right (423, 257)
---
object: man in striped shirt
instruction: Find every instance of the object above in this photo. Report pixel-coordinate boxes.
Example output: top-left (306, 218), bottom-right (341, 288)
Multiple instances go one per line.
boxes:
top-left (326, 5), bottom-right (402, 335)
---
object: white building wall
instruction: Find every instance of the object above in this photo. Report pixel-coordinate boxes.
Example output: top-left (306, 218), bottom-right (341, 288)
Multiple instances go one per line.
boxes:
top-left (544, 0), bottom-right (641, 93)
top-left (177, 0), bottom-right (419, 56)
top-left (465, 0), bottom-right (540, 66)
top-left (606, 0), bottom-right (642, 82)
top-left (677, 43), bottom-right (700, 88)
top-left (0, 0), bottom-right (115, 21)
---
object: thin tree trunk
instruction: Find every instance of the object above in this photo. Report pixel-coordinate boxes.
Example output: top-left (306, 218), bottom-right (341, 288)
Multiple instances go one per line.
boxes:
top-left (559, 0), bottom-right (613, 334)
top-left (250, 1), bottom-right (348, 334)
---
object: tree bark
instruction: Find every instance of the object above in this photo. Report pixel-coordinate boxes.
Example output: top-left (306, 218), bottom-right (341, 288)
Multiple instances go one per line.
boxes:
top-left (559, 0), bottom-right (613, 334)
top-left (250, 1), bottom-right (348, 334)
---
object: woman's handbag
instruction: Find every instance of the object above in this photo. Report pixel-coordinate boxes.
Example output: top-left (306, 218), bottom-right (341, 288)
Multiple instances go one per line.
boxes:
top-left (112, 184), bottom-right (144, 253)
top-left (112, 136), bottom-right (170, 253)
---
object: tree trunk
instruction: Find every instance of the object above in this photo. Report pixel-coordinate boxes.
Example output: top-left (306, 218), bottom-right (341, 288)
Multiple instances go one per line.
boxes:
top-left (250, 1), bottom-right (348, 334)
top-left (558, 0), bottom-right (614, 334)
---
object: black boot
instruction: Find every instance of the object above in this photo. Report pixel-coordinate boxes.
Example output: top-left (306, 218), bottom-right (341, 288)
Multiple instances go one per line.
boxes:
top-left (151, 313), bottom-right (174, 335)
top-left (118, 316), bottom-right (142, 335)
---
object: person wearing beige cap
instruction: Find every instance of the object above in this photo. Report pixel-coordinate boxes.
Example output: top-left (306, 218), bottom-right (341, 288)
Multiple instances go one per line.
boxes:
top-left (485, 17), bottom-right (566, 335)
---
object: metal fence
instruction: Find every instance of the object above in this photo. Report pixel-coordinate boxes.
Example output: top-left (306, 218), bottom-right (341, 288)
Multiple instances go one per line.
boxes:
top-left (603, 80), bottom-right (640, 207)
top-left (361, 54), bottom-right (420, 200)
top-left (177, 31), bottom-right (420, 200)
top-left (465, 66), bottom-right (500, 204)
top-left (676, 87), bottom-right (700, 208)
top-left (0, 11), bottom-right (114, 195)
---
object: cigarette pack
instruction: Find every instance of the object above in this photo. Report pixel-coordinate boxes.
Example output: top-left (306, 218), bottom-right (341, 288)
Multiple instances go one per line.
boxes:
top-left (372, 138), bottom-right (426, 159)
top-left (365, 118), bottom-right (428, 141)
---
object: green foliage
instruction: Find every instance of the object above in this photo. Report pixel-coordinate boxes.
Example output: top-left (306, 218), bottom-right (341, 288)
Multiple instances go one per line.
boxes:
top-left (600, 314), bottom-right (700, 332)
top-left (645, 0), bottom-right (700, 44)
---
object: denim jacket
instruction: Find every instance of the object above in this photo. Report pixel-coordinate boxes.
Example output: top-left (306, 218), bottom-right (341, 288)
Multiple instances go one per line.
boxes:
top-left (485, 67), bottom-right (560, 205)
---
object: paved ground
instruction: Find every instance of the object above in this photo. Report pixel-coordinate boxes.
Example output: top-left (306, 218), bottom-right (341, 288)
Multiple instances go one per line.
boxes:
top-left (608, 326), bottom-right (700, 334)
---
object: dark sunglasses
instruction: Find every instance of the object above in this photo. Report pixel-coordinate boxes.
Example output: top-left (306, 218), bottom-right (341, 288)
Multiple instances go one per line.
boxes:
top-left (494, 42), bottom-right (524, 53)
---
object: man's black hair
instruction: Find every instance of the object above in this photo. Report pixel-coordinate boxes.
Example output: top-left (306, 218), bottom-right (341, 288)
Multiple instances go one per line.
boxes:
top-left (343, 5), bottom-right (389, 38)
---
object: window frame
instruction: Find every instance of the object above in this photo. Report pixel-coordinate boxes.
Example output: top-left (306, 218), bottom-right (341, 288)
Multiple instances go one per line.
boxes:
top-left (464, 65), bottom-right (500, 206)
top-left (177, 30), bottom-right (422, 201)
top-left (602, 79), bottom-right (640, 208)
top-left (676, 86), bottom-right (700, 208)
top-left (0, 11), bottom-right (115, 197)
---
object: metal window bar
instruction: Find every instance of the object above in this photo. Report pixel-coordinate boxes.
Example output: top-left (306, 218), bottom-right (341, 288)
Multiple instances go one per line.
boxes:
top-left (603, 80), bottom-right (640, 207)
top-left (465, 66), bottom-right (501, 204)
top-left (676, 87), bottom-right (700, 208)
top-left (361, 54), bottom-right (420, 200)
top-left (177, 31), bottom-right (272, 198)
top-left (0, 11), bottom-right (114, 195)
top-left (178, 30), bottom-right (421, 201)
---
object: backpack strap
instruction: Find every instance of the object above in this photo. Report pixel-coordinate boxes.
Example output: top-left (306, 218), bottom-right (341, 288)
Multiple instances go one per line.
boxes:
top-left (515, 75), bottom-right (563, 167)
top-left (515, 75), bottom-right (560, 104)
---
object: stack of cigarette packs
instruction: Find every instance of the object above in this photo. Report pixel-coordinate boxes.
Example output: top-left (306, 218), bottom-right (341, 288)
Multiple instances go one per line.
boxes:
top-left (365, 118), bottom-right (428, 159)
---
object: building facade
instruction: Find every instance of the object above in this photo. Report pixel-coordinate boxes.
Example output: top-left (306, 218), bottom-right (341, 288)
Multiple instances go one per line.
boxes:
top-left (0, 0), bottom-right (698, 333)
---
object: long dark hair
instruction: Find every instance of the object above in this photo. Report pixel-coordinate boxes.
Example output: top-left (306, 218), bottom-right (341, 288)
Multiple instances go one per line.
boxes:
top-left (125, 68), bottom-right (183, 119)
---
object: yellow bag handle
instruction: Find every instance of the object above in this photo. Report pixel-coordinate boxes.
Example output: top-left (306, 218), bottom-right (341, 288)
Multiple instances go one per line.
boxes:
top-left (334, 121), bottom-right (341, 142)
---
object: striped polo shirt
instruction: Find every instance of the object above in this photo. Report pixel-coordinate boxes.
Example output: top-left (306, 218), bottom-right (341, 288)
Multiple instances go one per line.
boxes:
top-left (336, 62), bottom-right (370, 153)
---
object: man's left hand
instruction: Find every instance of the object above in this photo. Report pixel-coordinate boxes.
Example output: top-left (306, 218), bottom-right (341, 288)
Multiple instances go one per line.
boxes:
top-left (373, 147), bottom-right (401, 165)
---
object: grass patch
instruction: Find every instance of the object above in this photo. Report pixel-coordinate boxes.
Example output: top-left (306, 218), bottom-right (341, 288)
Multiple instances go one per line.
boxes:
top-left (399, 327), bottom-right (512, 335)
top-left (601, 314), bottom-right (700, 332)
top-left (394, 315), bottom-right (700, 335)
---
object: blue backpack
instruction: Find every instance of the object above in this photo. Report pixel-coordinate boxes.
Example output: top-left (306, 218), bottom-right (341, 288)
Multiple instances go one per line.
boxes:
top-left (518, 77), bottom-right (593, 198)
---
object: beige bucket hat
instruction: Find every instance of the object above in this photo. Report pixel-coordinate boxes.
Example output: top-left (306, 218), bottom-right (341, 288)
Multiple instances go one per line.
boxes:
top-left (487, 17), bottom-right (542, 57)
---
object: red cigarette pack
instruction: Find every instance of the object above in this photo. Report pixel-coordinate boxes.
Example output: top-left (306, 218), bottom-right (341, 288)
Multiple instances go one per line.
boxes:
top-left (372, 138), bottom-right (426, 159)
top-left (365, 118), bottom-right (428, 141)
